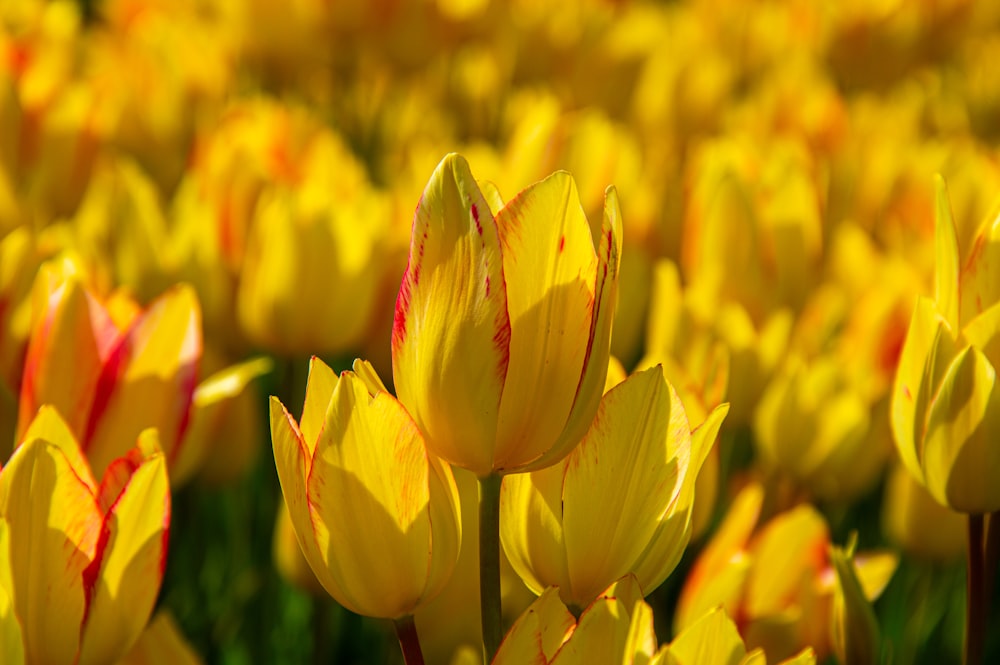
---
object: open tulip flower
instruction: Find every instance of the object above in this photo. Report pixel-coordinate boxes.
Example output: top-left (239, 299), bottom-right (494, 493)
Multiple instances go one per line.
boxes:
top-left (270, 356), bottom-right (462, 620)
top-left (0, 406), bottom-right (170, 665)
top-left (891, 177), bottom-right (1000, 513)
top-left (391, 153), bottom-right (622, 477)
top-left (501, 365), bottom-right (728, 608)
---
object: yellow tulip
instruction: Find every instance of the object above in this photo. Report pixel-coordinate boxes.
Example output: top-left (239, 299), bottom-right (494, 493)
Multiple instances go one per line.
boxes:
top-left (0, 406), bottom-right (169, 665)
top-left (501, 365), bottom-right (727, 608)
top-left (270, 356), bottom-right (462, 619)
top-left (891, 177), bottom-right (1000, 513)
top-left (392, 153), bottom-right (622, 476)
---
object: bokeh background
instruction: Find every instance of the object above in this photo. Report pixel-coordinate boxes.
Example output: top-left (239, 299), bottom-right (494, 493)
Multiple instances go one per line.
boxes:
top-left (3, 0), bottom-right (1000, 662)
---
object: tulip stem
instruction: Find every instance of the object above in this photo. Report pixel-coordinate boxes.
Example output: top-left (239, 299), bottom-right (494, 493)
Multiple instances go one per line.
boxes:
top-left (479, 473), bottom-right (503, 663)
top-left (394, 615), bottom-right (425, 665)
top-left (966, 514), bottom-right (986, 665)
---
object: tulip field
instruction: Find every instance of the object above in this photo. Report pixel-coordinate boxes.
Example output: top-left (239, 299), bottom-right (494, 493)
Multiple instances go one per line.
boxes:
top-left (5, 0), bottom-right (1000, 663)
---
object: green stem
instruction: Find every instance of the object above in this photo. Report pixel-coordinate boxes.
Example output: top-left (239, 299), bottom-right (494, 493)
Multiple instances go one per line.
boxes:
top-left (479, 473), bottom-right (503, 663)
top-left (966, 514), bottom-right (985, 665)
top-left (393, 615), bottom-right (425, 665)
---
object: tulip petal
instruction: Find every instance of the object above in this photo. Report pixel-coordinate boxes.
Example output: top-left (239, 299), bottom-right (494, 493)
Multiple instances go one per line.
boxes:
top-left (0, 520), bottom-right (25, 665)
top-left (962, 300), bottom-right (1000, 371)
top-left (308, 373), bottom-right (439, 618)
top-left (392, 153), bottom-right (510, 476)
top-left (959, 210), bottom-right (1000, 326)
top-left (500, 465), bottom-right (571, 597)
top-left (891, 297), bottom-right (957, 485)
top-left (301, 357), bottom-right (338, 452)
top-left (0, 438), bottom-right (101, 664)
top-left (493, 173), bottom-right (599, 471)
top-left (552, 576), bottom-right (641, 664)
top-left (922, 345), bottom-right (1000, 512)
top-left (21, 405), bottom-right (98, 494)
top-left (85, 285), bottom-right (202, 478)
top-left (562, 367), bottom-right (688, 605)
top-left (527, 185), bottom-right (624, 473)
top-left (933, 175), bottom-right (960, 332)
top-left (269, 396), bottom-right (344, 604)
top-left (493, 587), bottom-right (574, 664)
top-left (420, 453), bottom-right (463, 606)
top-left (117, 611), bottom-right (202, 665)
top-left (17, 277), bottom-right (119, 443)
top-left (745, 506), bottom-right (828, 618)
top-left (78, 437), bottom-right (170, 665)
top-left (669, 607), bottom-right (746, 665)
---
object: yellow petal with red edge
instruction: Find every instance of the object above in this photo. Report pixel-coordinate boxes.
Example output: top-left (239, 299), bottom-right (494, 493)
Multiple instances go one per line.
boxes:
top-left (529, 185), bottom-right (623, 473)
top-left (668, 607), bottom-right (746, 665)
top-left (0, 519), bottom-right (25, 665)
top-left (922, 345), bottom-right (1000, 512)
top-left (552, 575), bottom-right (642, 665)
top-left (21, 405), bottom-right (97, 493)
top-left (493, 173), bottom-right (597, 471)
top-left (270, 396), bottom-right (345, 606)
top-left (78, 431), bottom-right (170, 665)
top-left (18, 276), bottom-right (119, 442)
top-left (562, 367), bottom-right (687, 606)
top-left (392, 153), bottom-right (509, 476)
top-left (308, 372), bottom-right (452, 618)
top-left (174, 356), bottom-right (272, 485)
top-left (117, 611), bottom-right (202, 665)
top-left (85, 284), bottom-right (201, 478)
top-left (500, 463), bottom-right (571, 597)
top-left (301, 357), bottom-right (338, 451)
top-left (493, 587), bottom-right (574, 664)
top-left (933, 175), bottom-right (960, 332)
top-left (891, 297), bottom-right (956, 485)
top-left (0, 438), bottom-right (101, 665)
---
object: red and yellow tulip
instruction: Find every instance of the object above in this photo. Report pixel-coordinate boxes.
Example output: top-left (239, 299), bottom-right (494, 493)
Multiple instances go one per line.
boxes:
top-left (0, 406), bottom-right (170, 665)
top-left (392, 153), bottom-right (622, 477)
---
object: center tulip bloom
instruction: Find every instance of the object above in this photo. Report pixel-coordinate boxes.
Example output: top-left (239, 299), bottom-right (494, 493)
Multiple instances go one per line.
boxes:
top-left (392, 153), bottom-right (622, 476)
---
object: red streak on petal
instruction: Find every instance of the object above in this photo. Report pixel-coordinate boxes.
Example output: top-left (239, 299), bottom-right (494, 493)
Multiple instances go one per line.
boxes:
top-left (558, 235), bottom-right (565, 253)
top-left (472, 204), bottom-right (484, 236)
top-left (393, 265), bottom-right (413, 348)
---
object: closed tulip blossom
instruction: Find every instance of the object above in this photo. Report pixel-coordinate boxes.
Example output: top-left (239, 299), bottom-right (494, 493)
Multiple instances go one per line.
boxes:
top-left (270, 356), bottom-right (461, 659)
top-left (0, 406), bottom-right (170, 665)
top-left (391, 152), bottom-right (622, 477)
top-left (501, 365), bottom-right (728, 609)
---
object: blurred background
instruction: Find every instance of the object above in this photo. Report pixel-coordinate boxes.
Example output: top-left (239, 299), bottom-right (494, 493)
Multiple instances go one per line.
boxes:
top-left (3, 0), bottom-right (1000, 662)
